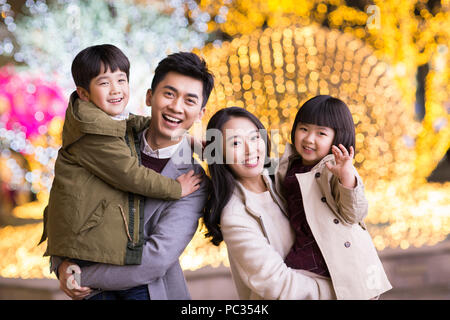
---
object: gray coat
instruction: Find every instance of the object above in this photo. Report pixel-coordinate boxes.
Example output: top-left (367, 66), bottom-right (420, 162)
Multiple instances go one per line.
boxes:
top-left (75, 138), bottom-right (208, 299)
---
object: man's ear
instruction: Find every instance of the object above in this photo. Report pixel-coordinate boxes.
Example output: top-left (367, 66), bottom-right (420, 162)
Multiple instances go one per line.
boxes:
top-left (76, 87), bottom-right (90, 102)
top-left (197, 106), bottom-right (206, 121)
top-left (145, 89), bottom-right (153, 106)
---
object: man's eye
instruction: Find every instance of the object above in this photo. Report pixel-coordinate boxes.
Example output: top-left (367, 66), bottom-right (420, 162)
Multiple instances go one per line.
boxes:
top-left (186, 99), bottom-right (197, 105)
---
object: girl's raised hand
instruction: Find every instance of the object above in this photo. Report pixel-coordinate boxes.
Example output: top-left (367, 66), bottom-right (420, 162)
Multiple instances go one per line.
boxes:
top-left (325, 144), bottom-right (356, 188)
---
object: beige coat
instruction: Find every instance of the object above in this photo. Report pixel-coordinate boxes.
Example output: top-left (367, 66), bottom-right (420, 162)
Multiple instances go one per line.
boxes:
top-left (274, 143), bottom-right (392, 299)
top-left (221, 170), bottom-right (337, 300)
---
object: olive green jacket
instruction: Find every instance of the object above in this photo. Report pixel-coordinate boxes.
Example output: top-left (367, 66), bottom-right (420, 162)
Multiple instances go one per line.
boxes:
top-left (39, 92), bottom-right (181, 265)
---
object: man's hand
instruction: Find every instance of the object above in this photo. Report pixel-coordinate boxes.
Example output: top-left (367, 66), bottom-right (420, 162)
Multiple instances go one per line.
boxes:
top-left (177, 170), bottom-right (203, 197)
top-left (58, 260), bottom-right (93, 300)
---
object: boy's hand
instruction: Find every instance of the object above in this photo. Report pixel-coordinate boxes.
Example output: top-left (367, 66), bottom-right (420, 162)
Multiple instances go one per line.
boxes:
top-left (177, 170), bottom-right (203, 197)
top-left (325, 144), bottom-right (356, 188)
top-left (58, 259), bottom-right (92, 300)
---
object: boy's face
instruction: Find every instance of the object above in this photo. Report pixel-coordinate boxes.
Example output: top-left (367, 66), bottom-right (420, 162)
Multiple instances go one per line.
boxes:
top-left (77, 66), bottom-right (129, 116)
top-left (146, 71), bottom-right (205, 142)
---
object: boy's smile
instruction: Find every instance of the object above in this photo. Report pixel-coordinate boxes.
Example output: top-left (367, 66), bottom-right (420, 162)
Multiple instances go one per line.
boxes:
top-left (78, 66), bottom-right (129, 117)
top-left (146, 71), bottom-right (205, 149)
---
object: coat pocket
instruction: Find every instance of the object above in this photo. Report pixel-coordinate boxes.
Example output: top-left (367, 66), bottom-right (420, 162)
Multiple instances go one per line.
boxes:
top-left (75, 200), bottom-right (107, 234)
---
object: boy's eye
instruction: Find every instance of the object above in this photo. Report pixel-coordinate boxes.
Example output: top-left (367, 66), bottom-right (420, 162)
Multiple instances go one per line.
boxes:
top-left (99, 82), bottom-right (108, 86)
top-left (118, 79), bottom-right (127, 83)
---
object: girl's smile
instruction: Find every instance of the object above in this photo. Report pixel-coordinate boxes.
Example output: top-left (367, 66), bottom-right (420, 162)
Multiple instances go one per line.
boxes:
top-left (294, 122), bottom-right (335, 166)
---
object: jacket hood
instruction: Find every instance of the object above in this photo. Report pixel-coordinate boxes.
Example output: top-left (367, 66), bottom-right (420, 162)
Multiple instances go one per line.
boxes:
top-left (62, 91), bottom-right (129, 149)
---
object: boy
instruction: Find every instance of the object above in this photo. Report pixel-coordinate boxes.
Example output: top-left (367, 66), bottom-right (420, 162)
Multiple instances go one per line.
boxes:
top-left (39, 45), bottom-right (202, 269)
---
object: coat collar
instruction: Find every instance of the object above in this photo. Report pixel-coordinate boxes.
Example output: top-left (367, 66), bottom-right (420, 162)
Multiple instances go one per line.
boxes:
top-left (63, 91), bottom-right (127, 148)
top-left (233, 169), bottom-right (288, 218)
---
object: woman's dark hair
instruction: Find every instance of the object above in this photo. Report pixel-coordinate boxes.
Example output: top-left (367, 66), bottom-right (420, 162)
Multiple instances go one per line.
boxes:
top-left (203, 107), bottom-right (271, 246)
top-left (291, 95), bottom-right (356, 153)
top-left (71, 44), bottom-right (130, 92)
top-left (151, 52), bottom-right (214, 108)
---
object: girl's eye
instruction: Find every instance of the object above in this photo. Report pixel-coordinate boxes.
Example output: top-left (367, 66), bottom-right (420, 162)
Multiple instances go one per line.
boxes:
top-left (299, 127), bottom-right (307, 131)
top-left (232, 140), bottom-right (242, 146)
top-left (119, 79), bottom-right (127, 83)
top-left (99, 82), bottom-right (108, 86)
top-left (250, 134), bottom-right (260, 141)
top-left (319, 132), bottom-right (327, 136)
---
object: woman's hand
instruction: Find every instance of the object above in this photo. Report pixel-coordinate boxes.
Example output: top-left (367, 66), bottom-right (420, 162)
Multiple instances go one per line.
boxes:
top-left (58, 260), bottom-right (93, 300)
top-left (325, 144), bottom-right (356, 188)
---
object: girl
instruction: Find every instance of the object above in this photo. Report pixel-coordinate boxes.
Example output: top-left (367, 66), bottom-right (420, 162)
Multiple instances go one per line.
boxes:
top-left (275, 95), bottom-right (392, 299)
top-left (203, 107), bottom-right (336, 300)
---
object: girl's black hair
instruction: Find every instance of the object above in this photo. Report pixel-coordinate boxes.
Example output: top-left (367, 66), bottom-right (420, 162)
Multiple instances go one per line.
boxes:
top-left (71, 44), bottom-right (130, 92)
top-left (291, 95), bottom-right (356, 153)
top-left (203, 107), bottom-right (270, 246)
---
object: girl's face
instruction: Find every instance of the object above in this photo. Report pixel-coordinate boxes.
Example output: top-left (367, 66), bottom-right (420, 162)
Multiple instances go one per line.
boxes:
top-left (294, 122), bottom-right (335, 166)
top-left (222, 117), bottom-right (266, 182)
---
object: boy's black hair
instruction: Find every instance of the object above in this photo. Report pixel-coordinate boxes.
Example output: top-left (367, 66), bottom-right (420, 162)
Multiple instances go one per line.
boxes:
top-left (151, 52), bottom-right (214, 108)
top-left (291, 95), bottom-right (356, 153)
top-left (71, 44), bottom-right (130, 92)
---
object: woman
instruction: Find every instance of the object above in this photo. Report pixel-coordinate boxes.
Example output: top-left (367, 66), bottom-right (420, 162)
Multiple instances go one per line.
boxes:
top-left (203, 107), bottom-right (336, 300)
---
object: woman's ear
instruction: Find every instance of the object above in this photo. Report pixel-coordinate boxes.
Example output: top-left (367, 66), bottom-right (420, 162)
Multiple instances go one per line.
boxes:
top-left (76, 87), bottom-right (90, 102)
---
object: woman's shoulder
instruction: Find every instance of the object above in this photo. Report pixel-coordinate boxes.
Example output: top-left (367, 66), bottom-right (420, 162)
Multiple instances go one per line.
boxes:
top-left (220, 193), bottom-right (248, 223)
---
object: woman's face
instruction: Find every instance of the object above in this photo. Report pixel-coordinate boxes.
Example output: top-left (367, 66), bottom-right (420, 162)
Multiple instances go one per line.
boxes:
top-left (222, 116), bottom-right (267, 182)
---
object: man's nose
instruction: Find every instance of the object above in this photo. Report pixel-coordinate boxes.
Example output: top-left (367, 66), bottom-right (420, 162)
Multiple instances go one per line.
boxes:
top-left (169, 97), bottom-right (183, 112)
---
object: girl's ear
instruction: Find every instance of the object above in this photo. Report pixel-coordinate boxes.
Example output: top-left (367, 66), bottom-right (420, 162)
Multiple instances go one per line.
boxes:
top-left (76, 87), bottom-right (90, 102)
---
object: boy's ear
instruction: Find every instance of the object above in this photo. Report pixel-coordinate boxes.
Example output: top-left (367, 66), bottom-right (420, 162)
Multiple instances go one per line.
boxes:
top-left (145, 89), bottom-right (153, 106)
top-left (76, 87), bottom-right (90, 102)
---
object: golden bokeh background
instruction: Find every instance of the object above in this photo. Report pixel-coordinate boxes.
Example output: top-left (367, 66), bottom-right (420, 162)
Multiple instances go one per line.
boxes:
top-left (0, 0), bottom-right (449, 279)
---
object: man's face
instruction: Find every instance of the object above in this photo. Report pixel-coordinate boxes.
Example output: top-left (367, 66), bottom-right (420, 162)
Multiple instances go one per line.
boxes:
top-left (146, 71), bottom-right (205, 142)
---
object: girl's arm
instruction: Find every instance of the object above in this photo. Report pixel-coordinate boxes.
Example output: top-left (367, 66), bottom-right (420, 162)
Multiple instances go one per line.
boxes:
top-left (326, 144), bottom-right (368, 224)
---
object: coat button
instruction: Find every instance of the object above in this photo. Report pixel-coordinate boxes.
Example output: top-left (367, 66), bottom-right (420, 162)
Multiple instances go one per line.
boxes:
top-left (333, 219), bottom-right (339, 224)
top-left (315, 172), bottom-right (321, 178)
top-left (344, 241), bottom-right (351, 248)
top-left (321, 197), bottom-right (326, 203)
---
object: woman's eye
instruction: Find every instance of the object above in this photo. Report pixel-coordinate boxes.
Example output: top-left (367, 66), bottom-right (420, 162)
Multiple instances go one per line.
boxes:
top-left (319, 132), bottom-right (327, 136)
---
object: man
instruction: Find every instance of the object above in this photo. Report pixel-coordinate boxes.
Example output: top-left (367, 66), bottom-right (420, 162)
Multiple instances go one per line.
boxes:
top-left (54, 52), bottom-right (214, 300)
